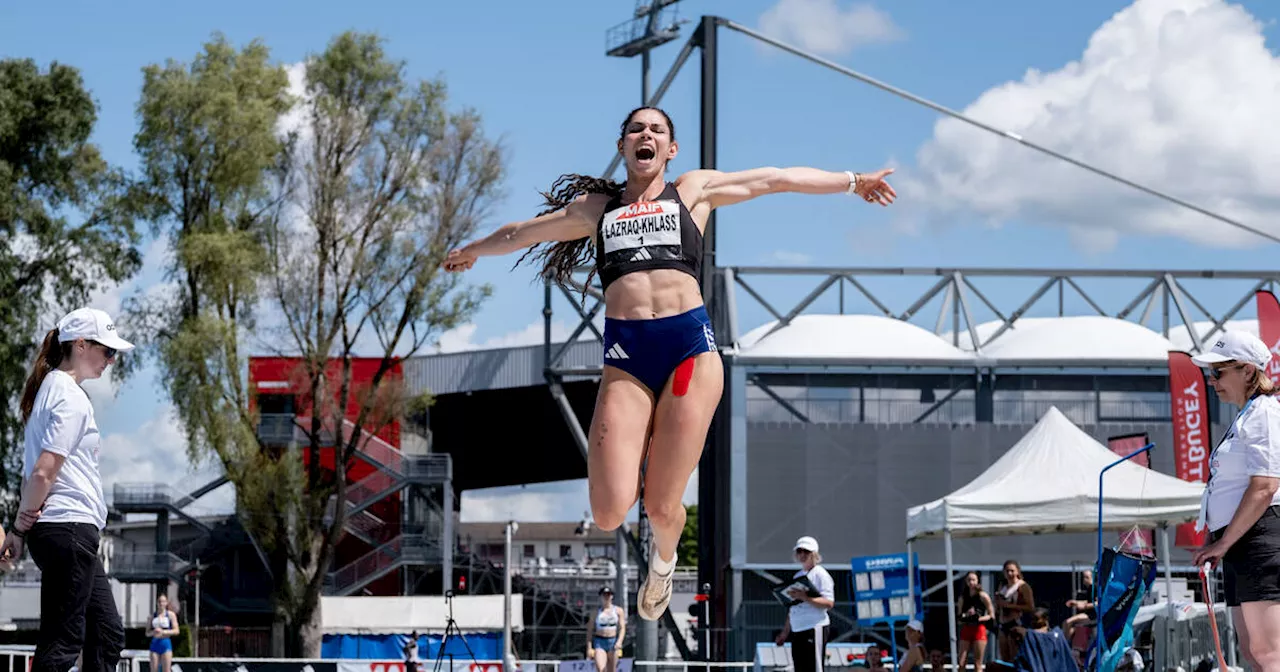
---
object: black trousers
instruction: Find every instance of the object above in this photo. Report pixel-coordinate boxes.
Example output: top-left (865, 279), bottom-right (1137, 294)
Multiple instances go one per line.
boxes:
top-left (26, 523), bottom-right (124, 672)
top-left (790, 625), bottom-right (829, 672)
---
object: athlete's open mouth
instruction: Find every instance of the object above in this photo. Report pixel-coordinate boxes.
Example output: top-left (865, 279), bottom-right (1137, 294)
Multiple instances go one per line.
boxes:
top-left (636, 146), bottom-right (656, 161)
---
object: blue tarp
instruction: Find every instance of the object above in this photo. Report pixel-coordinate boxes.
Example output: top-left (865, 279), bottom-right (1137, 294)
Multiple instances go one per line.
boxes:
top-left (321, 632), bottom-right (504, 660)
top-left (1015, 628), bottom-right (1077, 672)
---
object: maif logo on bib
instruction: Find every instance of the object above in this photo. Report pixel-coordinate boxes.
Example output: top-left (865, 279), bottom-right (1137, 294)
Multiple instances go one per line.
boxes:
top-left (601, 200), bottom-right (682, 263)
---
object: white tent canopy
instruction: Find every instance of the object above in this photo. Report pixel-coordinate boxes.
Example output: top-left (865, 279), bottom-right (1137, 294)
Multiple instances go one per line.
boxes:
top-left (905, 407), bottom-right (1205, 669)
top-left (906, 406), bottom-right (1204, 541)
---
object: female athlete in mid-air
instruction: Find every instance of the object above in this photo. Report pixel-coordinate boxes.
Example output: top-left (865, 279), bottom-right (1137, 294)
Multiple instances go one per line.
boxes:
top-left (444, 106), bottom-right (895, 620)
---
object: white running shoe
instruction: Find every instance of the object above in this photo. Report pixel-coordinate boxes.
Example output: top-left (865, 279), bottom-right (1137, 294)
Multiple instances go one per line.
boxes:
top-left (637, 555), bottom-right (675, 621)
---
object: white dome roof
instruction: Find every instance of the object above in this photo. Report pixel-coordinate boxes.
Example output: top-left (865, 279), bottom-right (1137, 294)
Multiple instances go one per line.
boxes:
top-left (1166, 319), bottom-right (1259, 352)
top-left (737, 314), bottom-right (975, 366)
top-left (980, 316), bottom-right (1176, 366)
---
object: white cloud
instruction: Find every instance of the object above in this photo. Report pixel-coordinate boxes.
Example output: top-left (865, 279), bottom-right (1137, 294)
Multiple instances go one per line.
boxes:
top-left (758, 0), bottom-right (904, 57)
top-left (433, 315), bottom-right (605, 354)
top-left (460, 469), bottom-right (699, 524)
top-left (771, 250), bottom-right (812, 265)
top-left (903, 0), bottom-right (1280, 250)
top-left (98, 404), bottom-right (237, 515)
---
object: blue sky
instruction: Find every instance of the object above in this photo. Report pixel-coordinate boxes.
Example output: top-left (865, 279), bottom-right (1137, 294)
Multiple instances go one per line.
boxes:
top-left (5, 0), bottom-right (1280, 522)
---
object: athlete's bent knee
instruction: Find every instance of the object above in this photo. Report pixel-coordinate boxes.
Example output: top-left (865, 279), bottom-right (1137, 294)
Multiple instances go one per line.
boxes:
top-left (591, 504), bottom-right (629, 532)
top-left (643, 496), bottom-right (686, 532)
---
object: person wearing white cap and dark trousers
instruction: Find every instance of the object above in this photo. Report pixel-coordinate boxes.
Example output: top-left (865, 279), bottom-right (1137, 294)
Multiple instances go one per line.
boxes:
top-left (1189, 330), bottom-right (1280, 672)
top-left (0, 308), bottom-right (133, 672)
top-left (775, 536), bottom-right (836, 672)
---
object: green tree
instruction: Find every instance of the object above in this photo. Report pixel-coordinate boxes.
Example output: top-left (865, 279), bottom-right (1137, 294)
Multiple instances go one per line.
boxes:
top-left (131, 31), bottom-right (502, 656)
top-left (0, 59), bottom-right (143, 515)
top-left (678, 504), bottom-right (698, 566)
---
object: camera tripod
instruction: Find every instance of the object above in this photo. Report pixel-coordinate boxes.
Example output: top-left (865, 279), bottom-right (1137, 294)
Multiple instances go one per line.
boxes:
top-left (431, 590), bottom-right (480, 672)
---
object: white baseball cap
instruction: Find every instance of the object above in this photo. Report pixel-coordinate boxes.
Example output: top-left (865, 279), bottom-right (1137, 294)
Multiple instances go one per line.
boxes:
top-left (906, 619), bottom-right (923, 633)
top-left (1190, 330), bottom-right (1271, 371)
top-left (57, 308), bottom-right (135, 353)
top-left (794, 536), bottom-right (819, 553)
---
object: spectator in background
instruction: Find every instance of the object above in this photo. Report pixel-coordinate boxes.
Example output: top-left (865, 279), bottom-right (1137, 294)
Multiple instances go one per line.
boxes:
top-left (929, 649), bottom-right (947, 672)
top-left (899, 620), bottom-right (927, 672)
top-left (994, 560), bottom-right (1034, 662)
top-left (957, 571), bottom-right (993, 672)
top-left (1062, 569), bottom-right (1095, 644)
top-left (860, 645), bottom-right (885, 671)
top-left (775, 536), bottom-right (836, 672)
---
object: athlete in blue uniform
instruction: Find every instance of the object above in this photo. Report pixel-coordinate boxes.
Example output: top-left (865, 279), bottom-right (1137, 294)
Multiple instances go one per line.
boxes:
top-left (444, 106), bottom-right (896, 620)
top-left (149, 593), bottom-right (179, 672)
top-left (587, 587), bottom-right (626, 672)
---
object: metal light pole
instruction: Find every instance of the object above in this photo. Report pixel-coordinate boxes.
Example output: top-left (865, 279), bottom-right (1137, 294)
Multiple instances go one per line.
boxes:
top-left (504, 521), bottom-right (517, 672)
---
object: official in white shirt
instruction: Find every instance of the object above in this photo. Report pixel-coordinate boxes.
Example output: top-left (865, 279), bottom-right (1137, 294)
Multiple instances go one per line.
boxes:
top-left (1190, 330), bottom-right (1280, 672)
top-left (775, 536), bottom-right (836, 672)
top-left (0, 308), bottom-right (134, 672)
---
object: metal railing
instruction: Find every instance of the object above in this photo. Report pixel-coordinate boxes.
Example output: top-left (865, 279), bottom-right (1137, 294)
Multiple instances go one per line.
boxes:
top-left (328, 534), bottom-right (444, 595)
top-left (109, 551), bottom-right (189, 578)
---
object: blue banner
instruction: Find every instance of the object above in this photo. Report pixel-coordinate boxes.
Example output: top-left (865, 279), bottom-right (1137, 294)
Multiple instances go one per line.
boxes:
top-left (321, 632), bottom-right (504, 660)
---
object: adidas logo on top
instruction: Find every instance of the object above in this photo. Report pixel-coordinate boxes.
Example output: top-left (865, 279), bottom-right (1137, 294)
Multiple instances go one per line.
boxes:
top-left (605, 343), bottom-right (629, 359)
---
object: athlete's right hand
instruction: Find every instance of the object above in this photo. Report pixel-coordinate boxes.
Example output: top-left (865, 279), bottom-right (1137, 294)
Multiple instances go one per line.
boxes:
top-left (443, 247), bottom-right (477, 272)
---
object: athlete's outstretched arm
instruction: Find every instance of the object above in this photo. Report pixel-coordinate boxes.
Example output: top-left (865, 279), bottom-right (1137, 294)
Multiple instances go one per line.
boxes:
top-left (443, 194), bottom-right (598, 272)
top-left (682, 166), bottom-right (896, 210)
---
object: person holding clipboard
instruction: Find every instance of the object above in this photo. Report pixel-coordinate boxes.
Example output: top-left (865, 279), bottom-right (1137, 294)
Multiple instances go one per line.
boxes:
top-left (775, 536), bottom-right (836, 672)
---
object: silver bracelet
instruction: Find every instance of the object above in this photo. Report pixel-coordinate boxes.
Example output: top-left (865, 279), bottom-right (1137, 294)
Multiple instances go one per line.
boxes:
top-left (844, 170), bottom-right (860, 195)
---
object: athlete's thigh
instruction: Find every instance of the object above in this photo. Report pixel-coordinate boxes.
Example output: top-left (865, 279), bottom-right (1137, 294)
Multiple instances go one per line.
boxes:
top-left (645, 350), bottom-right (724, 505)
top-left (588, 365), bottom-right (656, 515)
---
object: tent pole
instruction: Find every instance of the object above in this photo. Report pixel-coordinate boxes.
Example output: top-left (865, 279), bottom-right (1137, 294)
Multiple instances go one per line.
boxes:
top-left (944, 530), bottom-right (959, 672)
top-left (907, 540), bottom-right (915, 608)
top-left (1159, 525), bottom-right (1175, 665)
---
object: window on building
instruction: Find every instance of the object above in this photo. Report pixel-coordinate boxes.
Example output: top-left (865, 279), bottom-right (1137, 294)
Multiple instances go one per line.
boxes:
top-left (256, 394), bottom-right (297, 445)
top-left (585, 544), bottom-right (615, 560)
top-left (559, 544), bottom-right (573, 559)
top-left (523, 544), bottom-right (536, 559)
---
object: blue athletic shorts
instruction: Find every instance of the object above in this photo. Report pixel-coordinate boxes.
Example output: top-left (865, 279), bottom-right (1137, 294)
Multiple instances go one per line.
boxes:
top-left (593, 636), bottom-right (618, 651)
top-left (602, 305), bottom-right (717, 396)
top-left (150, 638), bottom-right (173, 655)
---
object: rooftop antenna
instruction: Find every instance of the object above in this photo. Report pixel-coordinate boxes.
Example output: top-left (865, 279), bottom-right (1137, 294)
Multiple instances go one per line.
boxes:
top-left (605, 0), bottom-right (688, 104)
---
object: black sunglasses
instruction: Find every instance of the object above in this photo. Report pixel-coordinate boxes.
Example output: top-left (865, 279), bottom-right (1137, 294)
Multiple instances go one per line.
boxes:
top-left (1208, 364), bottom-right (1242, 380)
top-left (92, 341), bottom-right (118, 359)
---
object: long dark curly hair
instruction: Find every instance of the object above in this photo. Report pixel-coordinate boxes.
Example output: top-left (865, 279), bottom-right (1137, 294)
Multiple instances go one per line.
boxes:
top-left (514, 106), bottom-right (676, 292)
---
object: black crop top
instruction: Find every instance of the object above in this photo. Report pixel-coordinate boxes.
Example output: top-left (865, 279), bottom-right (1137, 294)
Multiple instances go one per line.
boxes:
top-left (594, 182), bottom-right (703, 292)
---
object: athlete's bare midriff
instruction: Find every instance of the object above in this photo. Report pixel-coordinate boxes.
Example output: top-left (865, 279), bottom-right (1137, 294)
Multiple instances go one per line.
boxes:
top-left (603, 269), bottom-right (704, 320)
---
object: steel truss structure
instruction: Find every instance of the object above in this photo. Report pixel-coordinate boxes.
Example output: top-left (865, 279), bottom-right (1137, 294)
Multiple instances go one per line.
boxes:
top-left (545, 11), bottom-right (1280, 662)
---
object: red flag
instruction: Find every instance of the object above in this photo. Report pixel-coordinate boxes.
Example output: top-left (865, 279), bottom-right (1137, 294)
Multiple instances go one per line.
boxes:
top-left (1168, 351), bottom-right (1210, 547)
top-left (1108, 433), bottom-right (1154, 550)
top-left (1256, 290), bottom-right (1280, 387)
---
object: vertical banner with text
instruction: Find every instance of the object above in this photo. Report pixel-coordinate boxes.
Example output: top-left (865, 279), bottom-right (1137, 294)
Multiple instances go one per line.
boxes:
top-left (1168, 351), bottom-right (1210, 548)
top-left (1256, 290), bottom-right (1280, 387)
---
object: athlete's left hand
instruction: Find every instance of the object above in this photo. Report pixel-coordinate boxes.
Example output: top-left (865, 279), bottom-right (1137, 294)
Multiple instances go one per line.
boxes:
top-left (854, 168), bottom-right (896, 206)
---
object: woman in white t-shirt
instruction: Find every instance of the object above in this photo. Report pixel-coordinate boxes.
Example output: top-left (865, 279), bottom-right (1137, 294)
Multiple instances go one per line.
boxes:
top-left (0, 307), bottom-right (133, 672)
top-left (1190, 330), bottom-right (1280, 672)
top-left (775, 536), bottom-right (836, 672)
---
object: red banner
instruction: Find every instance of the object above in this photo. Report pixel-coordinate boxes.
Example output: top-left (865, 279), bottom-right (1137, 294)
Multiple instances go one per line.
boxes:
top-left (1108, 433), bottom-right (1154, 551)
top-left (1168, 351), bottom-right (1210, 547)
top-left (1257, 290), bottom-right (1280, 387)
